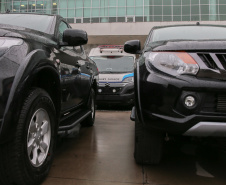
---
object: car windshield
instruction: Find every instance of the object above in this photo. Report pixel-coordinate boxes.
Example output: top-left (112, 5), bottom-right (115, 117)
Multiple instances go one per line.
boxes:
top-left (0, 14), bottom-right (54, 33)
top-left (150, 26), bottom-right (226, 43)
top-left (90, 56), bottom-right (134, 73)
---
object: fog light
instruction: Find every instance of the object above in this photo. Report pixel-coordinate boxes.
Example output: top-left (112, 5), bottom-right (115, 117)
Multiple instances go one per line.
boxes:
top-left (98, 89), bottom-right (102, 93)
top-left (112, 89), bottom-right (116, 93)
top-left (185, 96), bottom-right (196, 107)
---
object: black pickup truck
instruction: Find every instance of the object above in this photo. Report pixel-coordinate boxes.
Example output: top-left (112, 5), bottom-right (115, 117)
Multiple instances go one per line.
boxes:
top-left (124, 24), bottom-right (226, 165)
top-left (0, 13), bottom-right (98, 185)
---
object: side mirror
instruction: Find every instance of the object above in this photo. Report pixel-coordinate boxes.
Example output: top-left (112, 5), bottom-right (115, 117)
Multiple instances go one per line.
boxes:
top-left (124, 40), bottom-right (141, 54)
top-left (63, 29), bottom-right (88, 46)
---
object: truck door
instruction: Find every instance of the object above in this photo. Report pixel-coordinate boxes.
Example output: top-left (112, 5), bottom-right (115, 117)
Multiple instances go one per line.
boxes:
top-left (55, 21), bottom-right (82, 114)
top-left (74, 46), bottom-right (92, 104)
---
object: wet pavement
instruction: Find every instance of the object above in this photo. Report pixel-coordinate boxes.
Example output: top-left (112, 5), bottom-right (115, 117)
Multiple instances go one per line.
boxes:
top-left (42, 110), bottom-right (226, 185)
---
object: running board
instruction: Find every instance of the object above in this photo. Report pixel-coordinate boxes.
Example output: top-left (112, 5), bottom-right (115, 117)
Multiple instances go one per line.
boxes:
top-left (130, 106), bottom-right (135, 121)
top-left (58, 110), bottom-right (91, 132)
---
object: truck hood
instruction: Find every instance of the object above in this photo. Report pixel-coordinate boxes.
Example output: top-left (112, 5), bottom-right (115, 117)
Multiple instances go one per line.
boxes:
top-left (0, 24), bottom-right (57, 47)
top-left (146, 40), bottom-right (226, 52)
top-left (99, 73), bottom-right (133, 83)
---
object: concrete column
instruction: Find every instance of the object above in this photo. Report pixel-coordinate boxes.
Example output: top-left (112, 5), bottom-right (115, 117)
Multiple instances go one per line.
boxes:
top-left (209, 0), bottom-right (217, 21)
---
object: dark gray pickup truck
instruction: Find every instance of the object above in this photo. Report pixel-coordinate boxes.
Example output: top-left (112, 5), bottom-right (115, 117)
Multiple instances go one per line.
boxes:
top-left (0, 13), bottom-right (98, 185)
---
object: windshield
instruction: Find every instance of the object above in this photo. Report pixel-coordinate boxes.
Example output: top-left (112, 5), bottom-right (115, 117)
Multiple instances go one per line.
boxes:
top-left (0, 14), bottom-right (54, 33)
top-left (150, 26), bottom-right (226, 43)
top-left (90, 56), bottom-right (134, 73)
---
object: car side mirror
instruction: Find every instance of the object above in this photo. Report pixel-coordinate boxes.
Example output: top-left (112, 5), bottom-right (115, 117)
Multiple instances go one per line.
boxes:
top-left (62, 29), bottom-right (88, 46)
top-left (124, 40), bottom-right (141, 54)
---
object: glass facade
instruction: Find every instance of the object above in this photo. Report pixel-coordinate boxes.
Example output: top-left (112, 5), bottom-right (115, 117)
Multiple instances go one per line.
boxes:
top-left (1, 0), bottom-right (226, 23)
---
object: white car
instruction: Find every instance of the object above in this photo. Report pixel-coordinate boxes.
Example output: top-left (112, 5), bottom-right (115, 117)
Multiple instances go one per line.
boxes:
top-left (89, 45), bottom-right (136, 106)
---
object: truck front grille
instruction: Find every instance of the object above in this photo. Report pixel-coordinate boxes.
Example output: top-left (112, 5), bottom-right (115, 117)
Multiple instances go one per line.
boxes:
top-left (201, 93), bottom-right (226, 113)
top-left (217, 94), bottom-right (226, 112)
top-left (198, 53), bottom-right (218, 70)
top-left (0, 119), bottom-right (2, 129)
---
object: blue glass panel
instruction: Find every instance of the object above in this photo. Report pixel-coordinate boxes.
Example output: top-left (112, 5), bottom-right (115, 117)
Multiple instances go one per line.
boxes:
top-left (182, 0), bottom-right (190, 5)
top-left (76, 0), bottom-right (83, 8)
top-left (191, 5), bottom-right (199, 14)
top-left (191, 15), bottom-right (200, 21)
top-left (163, 0), bottom-right (171, 5)
top-left (163, 6), bottom-right (171, 15)
top-left (182, 5), bottom-right (190, 15)
top-left (75, 8), bottom-right (83, 16)
top-left (127, 0), bottom-right (134, 6)
top-left (92, 0), bottom-right (100, 7)
top-left (173, 6), bottom-right (181, 15)
top-left (144, 6), bottom-right (152, 15)
top-left (201, 5), bottom-right (209, 14)
top-left (135, 6), bottom-right (143, 15)
top-left (127, 7), bottom-right (134, 15)
top-left (154, 0), bottom-right (162, 5)
top-left (84, 8), bottom-right (91, 17)
top-left (84, 0), bottom-right (91, 7)
top-left (144, 0), bottom-right (153, 5)
top-left (182, 15), bottom-right (190, 21)
top-left (118, 0), bottom-right (126, 6)
top-left (68, 9), bottom-right (75, 17)
top-left (201, 0), bottom-right (209, 4)
top-left (118, 7), bottom-right (126, 16)
top-left (92, 8), bottom-right (99, 16)
top-left (109, 0), bottom-right (116, 6)
top-left (60, 9), bottom-right (67, 17)
top-left (154, 6), bottom-right (162, 15)
top-left (109, 7), bottom-right (116, 16)
top-left (135, 0), bottom-right (143, 6)
top-left (59, 0), bottom-right (66, 8)
top-left (68, 0), bottom-right (75, 8)
top-left (173, 0), bottom-right (181, 5)
top-left (191, 0), bottom-right (199, 4)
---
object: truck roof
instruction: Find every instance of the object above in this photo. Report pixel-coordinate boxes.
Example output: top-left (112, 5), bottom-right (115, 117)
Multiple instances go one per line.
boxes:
top-left (89, 45), bottom-right (136, 57)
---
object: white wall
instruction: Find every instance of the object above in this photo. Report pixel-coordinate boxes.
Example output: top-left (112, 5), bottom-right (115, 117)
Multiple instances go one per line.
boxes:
top-left (70, 21), bottom-right (226, 53)
top-left (71, 21), bottom-right (226, 36)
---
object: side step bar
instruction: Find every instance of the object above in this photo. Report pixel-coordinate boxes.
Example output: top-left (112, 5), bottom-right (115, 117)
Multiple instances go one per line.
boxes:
top-left (130, 106), bottom-right (135, 121)
top-left (58, 110), bottom-right (91, 132)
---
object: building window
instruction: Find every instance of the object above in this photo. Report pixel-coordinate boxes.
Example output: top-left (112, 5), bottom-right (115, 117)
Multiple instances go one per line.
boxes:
top-left (2, 0), bottom-right (226, 23)
top-left (75, 18), bottom-right (83, 23)
top-left (126, 16), bottom-right (135, 22)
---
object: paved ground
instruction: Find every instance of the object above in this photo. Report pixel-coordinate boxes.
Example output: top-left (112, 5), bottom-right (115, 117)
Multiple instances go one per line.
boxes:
top-left (42, 110), bottom-right (226, 185)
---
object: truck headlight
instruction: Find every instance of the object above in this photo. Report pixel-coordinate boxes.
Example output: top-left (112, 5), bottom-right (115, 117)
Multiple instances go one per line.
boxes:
top-left (146, 52), bottom-right (199, 76)
top-left (123, 77), bottom-right (134, 83)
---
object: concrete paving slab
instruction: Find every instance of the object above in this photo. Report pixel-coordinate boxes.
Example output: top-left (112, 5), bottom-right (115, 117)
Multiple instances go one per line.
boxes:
top-left (42, 110), bottom-right (226, 185)
top-left (42, 111), bottom-right (143, 185)
top-left (43, 177), bottom-right (143, 185)
top-left (144, 141), bottom-right (226, 185)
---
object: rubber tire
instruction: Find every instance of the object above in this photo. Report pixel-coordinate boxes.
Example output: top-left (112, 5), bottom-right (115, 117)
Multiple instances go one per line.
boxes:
top-left (0, 88), bottom-right (57, 185)
top-left (134, 111), bottom-right (163, 165)
top-left (81, 88), bottom-right (96, 127)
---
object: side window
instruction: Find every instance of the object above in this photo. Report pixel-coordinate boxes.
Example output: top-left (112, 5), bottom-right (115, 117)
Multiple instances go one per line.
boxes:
top-left (58, 21), bottom-right (69, 42)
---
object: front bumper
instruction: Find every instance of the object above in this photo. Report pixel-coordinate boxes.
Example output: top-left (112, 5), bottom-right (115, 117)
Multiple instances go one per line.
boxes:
top-left (96, 82), bottom-right (134, 105)
top-left (140, 70), bottom-right (226, 135)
